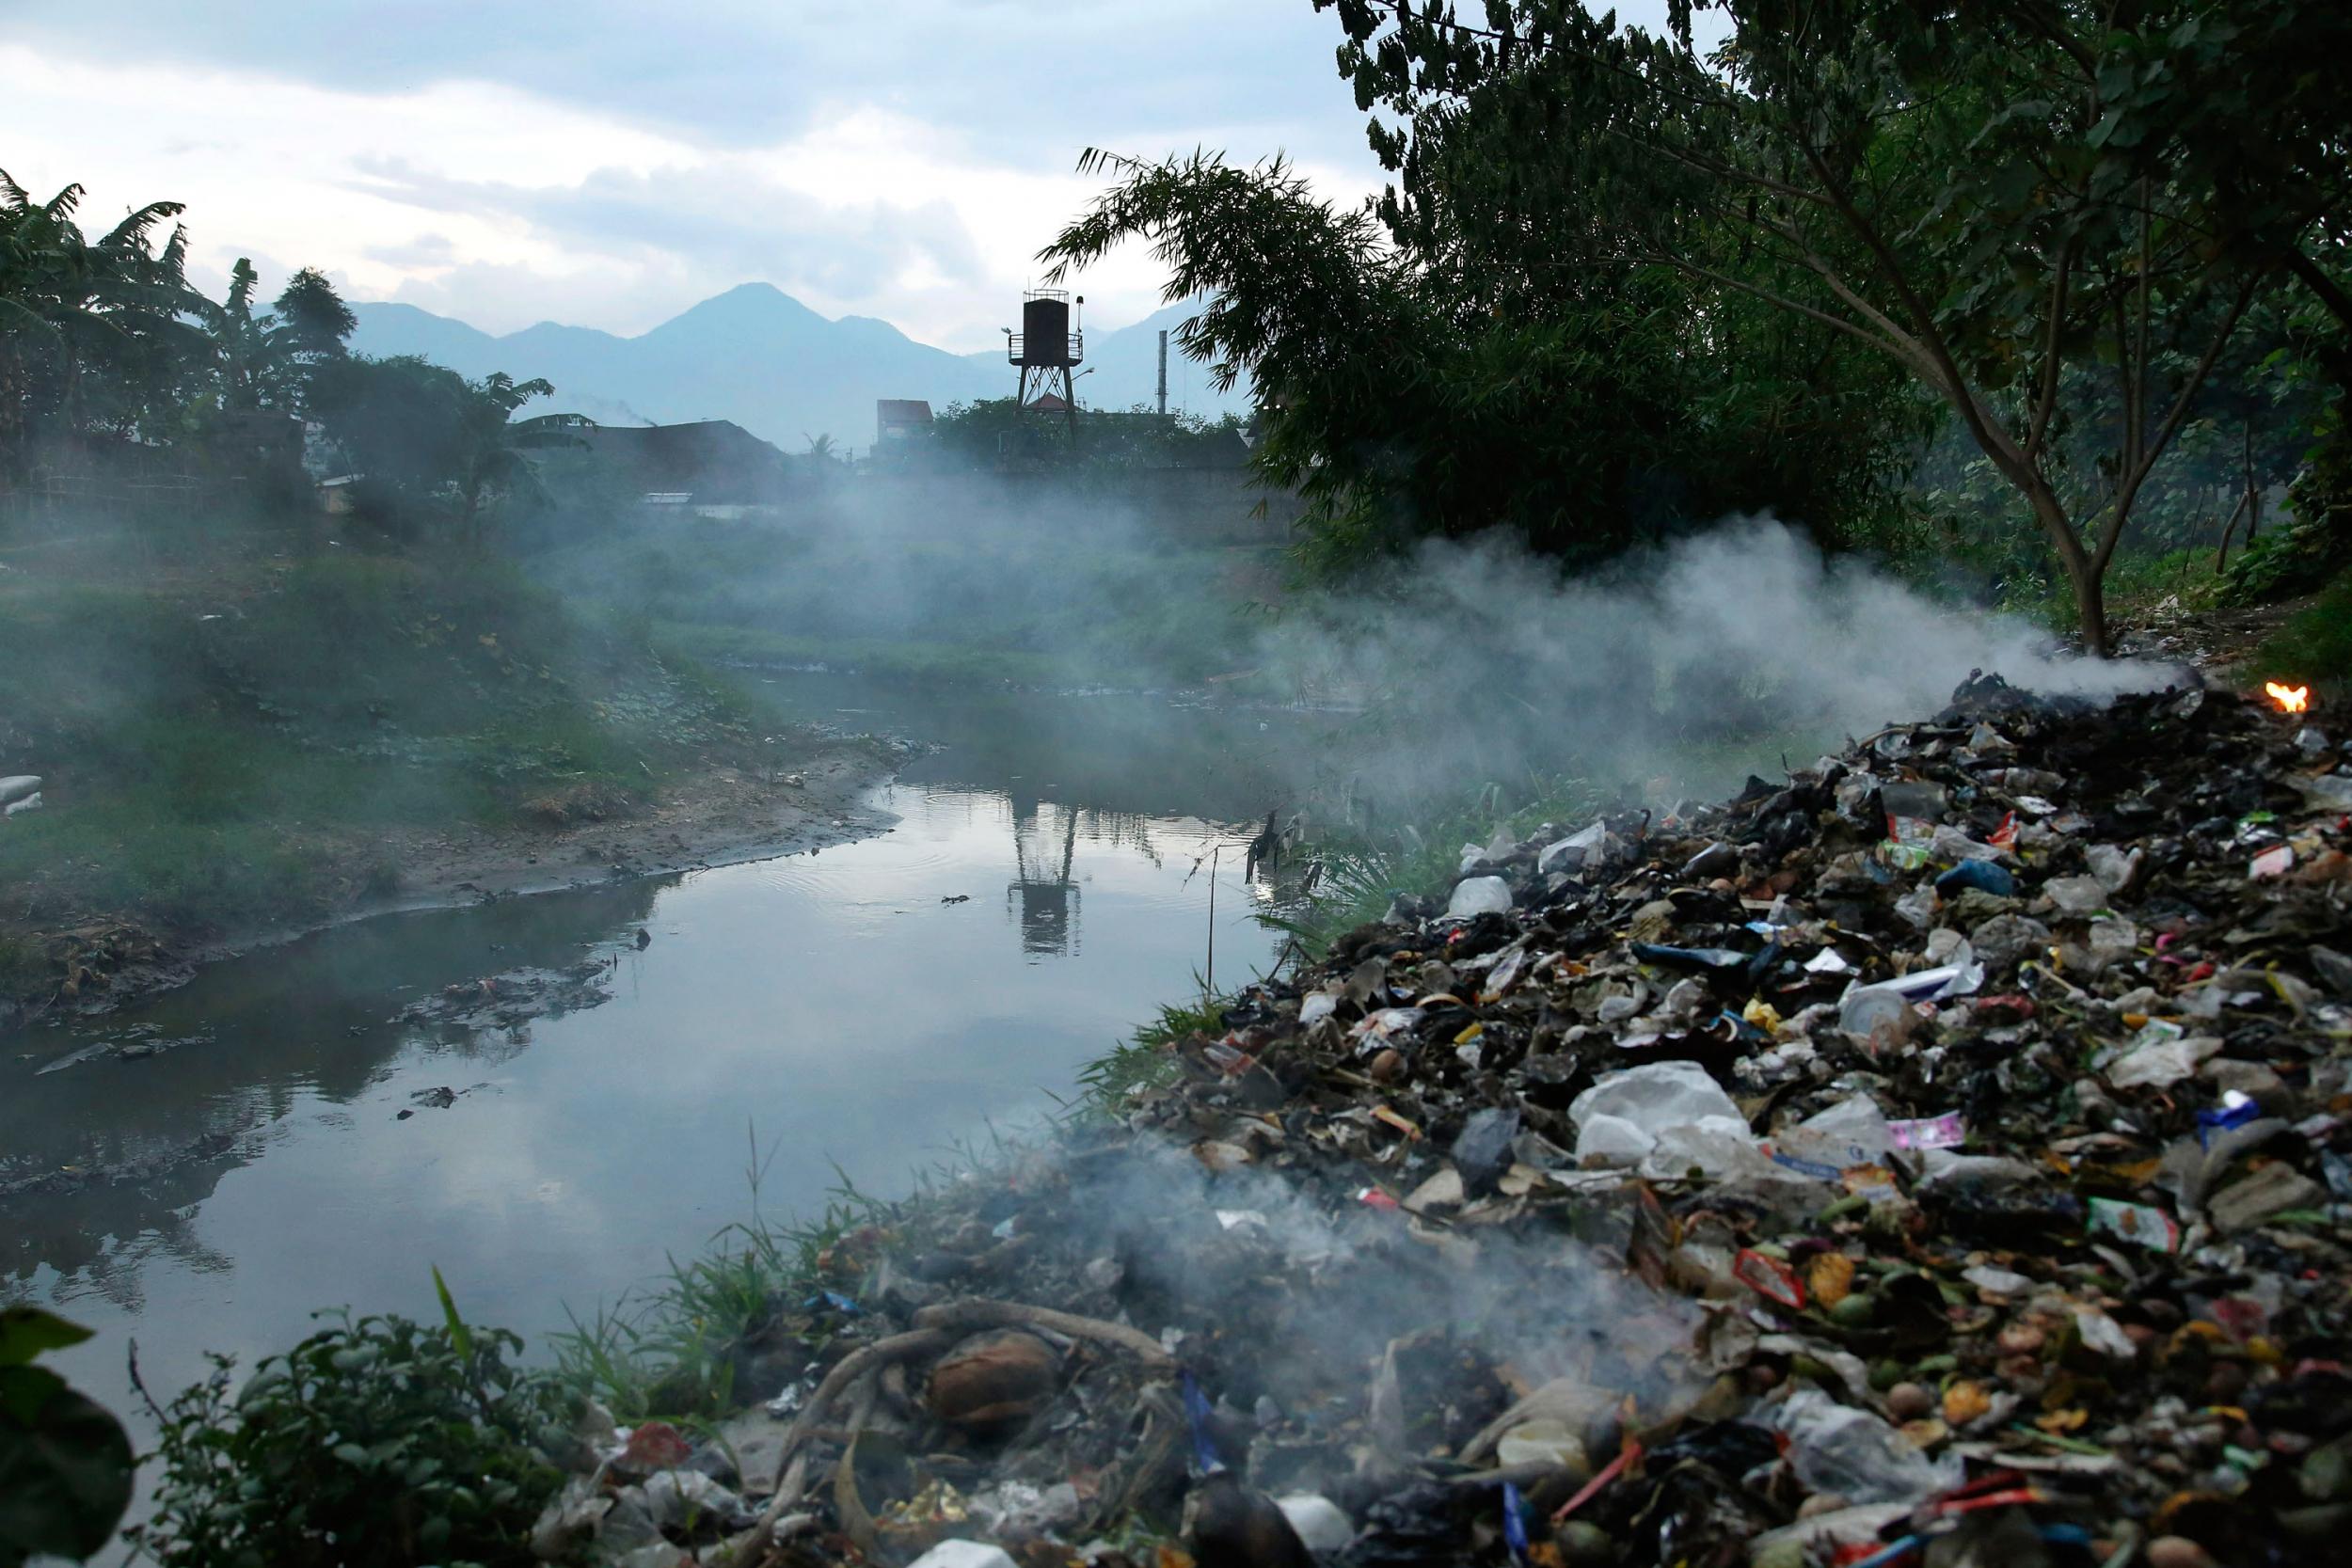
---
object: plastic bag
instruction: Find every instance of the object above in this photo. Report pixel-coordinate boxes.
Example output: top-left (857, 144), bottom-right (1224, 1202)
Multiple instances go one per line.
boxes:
top-left (1539, 821), bottom-right (1607, 872)
top-left (1772, 1097), bottom-right (1893, 1175)
top-left (1445, 876), bottom-right (1513, 918)
top-left (1763, 1389), bottom-right (1959, 1504)
top-left (1569, 1062), bottom-right (1752, 1172)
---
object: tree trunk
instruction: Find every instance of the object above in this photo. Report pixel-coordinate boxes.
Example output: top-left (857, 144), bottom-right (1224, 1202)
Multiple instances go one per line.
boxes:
top-left (2215, 486), bottom-right (2251, 574)
top-left (2243, 420), bottom-right (2260, 544)
top-left (2065, 554), bottom-right (2110, 659)
top-left (2020, 480), bottom-right (2111, 657)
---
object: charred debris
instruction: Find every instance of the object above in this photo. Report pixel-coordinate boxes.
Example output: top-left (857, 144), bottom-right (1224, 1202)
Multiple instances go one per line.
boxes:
top-left (540, 675), bottom-right (2352, 1568)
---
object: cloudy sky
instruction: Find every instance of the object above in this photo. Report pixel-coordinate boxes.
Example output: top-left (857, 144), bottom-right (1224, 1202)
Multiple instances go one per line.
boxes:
top-left (6, 1), bottom-right (1692, 350)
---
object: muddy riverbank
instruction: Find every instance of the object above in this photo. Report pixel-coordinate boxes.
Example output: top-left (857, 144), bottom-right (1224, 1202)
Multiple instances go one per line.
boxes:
top-left (0, 737), bottom-right (904, 1034)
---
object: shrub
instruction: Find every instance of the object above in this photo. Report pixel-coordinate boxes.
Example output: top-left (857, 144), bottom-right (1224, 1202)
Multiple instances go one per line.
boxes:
top-left (130, 1304), bottom-right (576, 1568)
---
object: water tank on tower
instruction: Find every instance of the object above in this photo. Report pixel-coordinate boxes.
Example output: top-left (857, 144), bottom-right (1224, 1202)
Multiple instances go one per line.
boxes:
top-left (1008, 289), bottom-right (1083, 436)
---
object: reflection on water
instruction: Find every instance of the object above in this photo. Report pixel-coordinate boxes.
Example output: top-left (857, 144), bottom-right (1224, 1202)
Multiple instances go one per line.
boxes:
top-left (1012, 800), bottom-right (1082, 956)
top-left (2, 678), bottom-right (1316, 1512)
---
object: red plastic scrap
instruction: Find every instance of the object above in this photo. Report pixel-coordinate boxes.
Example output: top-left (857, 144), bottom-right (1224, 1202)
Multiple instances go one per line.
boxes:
top-left (1549, 1439), bottom-right (1642, 1525)
top-left (1733, 1248), bottom-right (1806, 1309)
top-left (1355, 1187), bottom-right (1402, 1212)
top-left (1932, 1488), bottom-right (2042, 1516)
top-left (1200, 1037), bottom-right (1253, 1075)
top-left (2211, 1297), bottom-right (2268, 1342)
top-left (620, 1419), bottom-right (692, 1471)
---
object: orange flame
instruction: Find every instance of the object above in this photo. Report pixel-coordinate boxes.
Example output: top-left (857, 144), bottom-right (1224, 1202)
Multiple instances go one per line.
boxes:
top-left (2265, 681), bottom-right (2311, 714)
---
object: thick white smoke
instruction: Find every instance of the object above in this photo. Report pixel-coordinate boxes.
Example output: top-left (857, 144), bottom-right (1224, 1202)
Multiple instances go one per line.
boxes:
top-left (1254, 518), bottom-right (2181, 808)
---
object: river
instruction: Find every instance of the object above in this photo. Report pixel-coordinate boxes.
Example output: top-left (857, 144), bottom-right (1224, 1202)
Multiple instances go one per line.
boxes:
top-left (1, 676), bottom-right (1316, 1504)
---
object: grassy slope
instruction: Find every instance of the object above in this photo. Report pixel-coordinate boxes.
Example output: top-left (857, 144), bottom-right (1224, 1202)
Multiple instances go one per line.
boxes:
top-left (0, 536), bottom-right (769, 1000)
top-left (538, 520), bottom-right (1286, 691)
top-left (2246, 565), bottom-right (2352, 696)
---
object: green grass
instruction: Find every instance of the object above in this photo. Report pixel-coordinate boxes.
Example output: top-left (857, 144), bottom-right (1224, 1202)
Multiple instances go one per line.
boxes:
top-left (1253, 775), bottom-right (1602, 956)
top-left (1993, 545), bottom-right (2233, 637)
top-left (0, 934), bottom-right (43, 994)
top-left (1071, 993), bottom-right (1227, 1116)
top-left (2247, 563), bottom-right (2352, 695)
top-left (548, 1156), bottom-right (891, 1423)
top-left (545, 1117), bottom-right (1089, 1424)
top-left (0, 541), bottom-right (779, 959)
top-left (541, 524), bottom-right (1283, 692)
top-left (660, 622), bottom-right (1082, 689)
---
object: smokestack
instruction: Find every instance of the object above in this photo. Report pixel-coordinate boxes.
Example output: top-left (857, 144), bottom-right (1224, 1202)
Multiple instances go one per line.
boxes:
top-left (1158, 329), bottom-right (1168, 418)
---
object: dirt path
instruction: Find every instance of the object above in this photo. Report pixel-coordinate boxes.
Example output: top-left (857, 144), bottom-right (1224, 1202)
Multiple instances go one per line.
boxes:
top-left (2116, 591), bottom-right (2317, 676)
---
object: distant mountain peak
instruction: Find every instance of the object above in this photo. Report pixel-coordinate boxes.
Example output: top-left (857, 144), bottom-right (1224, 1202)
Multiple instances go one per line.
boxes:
top-left (663, 281), bottom-right (819, 325)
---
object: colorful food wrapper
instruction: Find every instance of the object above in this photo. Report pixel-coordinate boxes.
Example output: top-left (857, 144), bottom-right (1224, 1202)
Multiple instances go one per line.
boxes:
top-left (1888, 1113), bottom-right (1967, 1149)
top-left (2087, 1196), bottom-right (2181, 1253)
top-left (1734, 1247), bottom-right (1806, 1309)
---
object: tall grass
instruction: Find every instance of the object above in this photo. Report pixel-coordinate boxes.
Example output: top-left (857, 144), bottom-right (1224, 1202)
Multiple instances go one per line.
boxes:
top-left (1070, 993), bottom-right (1226, 1116)
top-left (548, 1126), bottom-right (890, 1422)
top-left (1256, 776), bottom-right (1602, 958)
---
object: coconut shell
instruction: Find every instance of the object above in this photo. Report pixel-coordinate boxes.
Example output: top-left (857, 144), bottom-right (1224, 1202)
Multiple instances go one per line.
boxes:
top-left (926, 1329), bottom-right (1061, 1431)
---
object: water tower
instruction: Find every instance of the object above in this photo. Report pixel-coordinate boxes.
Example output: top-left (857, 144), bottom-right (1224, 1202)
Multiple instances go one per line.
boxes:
top-left (1007, 289), bottom-right (1083, 437)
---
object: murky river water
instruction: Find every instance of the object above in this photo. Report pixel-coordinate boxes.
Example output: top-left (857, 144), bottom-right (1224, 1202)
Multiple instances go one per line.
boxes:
top-left (2, 678), bottom-right (1313, 1496)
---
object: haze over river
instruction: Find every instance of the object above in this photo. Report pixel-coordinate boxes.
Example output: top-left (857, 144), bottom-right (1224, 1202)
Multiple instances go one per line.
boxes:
top-left (2, 679), bottom-right (1310, 1483)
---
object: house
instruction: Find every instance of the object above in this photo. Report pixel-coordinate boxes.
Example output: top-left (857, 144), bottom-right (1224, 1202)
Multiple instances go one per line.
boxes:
top-left (315, 474), bottom-right (360, 515)
top-left (525, 419), bottom-right (804, 518)
top-left (876, 399), bottom-right (933, 448)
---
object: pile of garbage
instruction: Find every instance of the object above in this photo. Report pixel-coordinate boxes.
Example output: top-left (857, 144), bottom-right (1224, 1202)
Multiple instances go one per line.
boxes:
top-left (537, 675), bottom-right (2352, 1568)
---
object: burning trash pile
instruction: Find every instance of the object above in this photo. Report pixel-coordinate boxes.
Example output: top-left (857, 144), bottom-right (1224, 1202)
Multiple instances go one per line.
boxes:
top-left (539, 675), bottom-right (2352, 1568)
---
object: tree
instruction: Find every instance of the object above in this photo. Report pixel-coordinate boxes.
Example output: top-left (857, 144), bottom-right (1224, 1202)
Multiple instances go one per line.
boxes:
top-left (454, 372), bottom-right (560, 546)
top-left (199, 260), bottom-right (355, 414)
top-left (2132, 6), bottom-right (2352, 360)
top-left (205, 259), bottom-right (275, 411)
top-left (0, 170), bottom-right (207, 458)
top-left (307, 356), bottom-right (557, 544)
top-left (1043, 144), bottom-right (1924, 576)
top-left (271, 267), bottom-right (357, 371)
top-left (1315, 0), bottom-right (2333, 652)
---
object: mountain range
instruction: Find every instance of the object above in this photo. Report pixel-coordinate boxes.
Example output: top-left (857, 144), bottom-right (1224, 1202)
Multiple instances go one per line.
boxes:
top-left (346, 284), bottom-right (1244, 452)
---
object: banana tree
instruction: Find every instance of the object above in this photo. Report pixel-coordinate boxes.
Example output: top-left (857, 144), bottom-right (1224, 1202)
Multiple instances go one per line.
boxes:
top-left (0, 170), bottom-right (207, 456)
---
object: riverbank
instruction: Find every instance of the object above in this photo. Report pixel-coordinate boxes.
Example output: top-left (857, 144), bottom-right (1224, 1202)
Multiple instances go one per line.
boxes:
top-left (0, 738), bottom-right (906, 1033)
top-left (0, 536), bottom-right (909, 1032)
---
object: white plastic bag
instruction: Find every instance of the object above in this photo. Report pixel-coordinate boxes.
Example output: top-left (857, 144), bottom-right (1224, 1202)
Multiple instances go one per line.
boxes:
top-left (1445, 876), bottom-right (1513, 918)
top-left (1569, 1061), bottom-right (1749, 1172)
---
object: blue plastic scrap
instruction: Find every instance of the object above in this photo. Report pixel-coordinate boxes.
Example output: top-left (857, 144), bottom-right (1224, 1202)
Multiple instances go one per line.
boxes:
top-left (1181, 1369), bottom-right (1224, 1474)
top-left (1934, 859), bottom-right (2017, 898)
top-left (1629, 943), bottom-right (1749, 972)
top-left (1502, 1481), bottom-right (1532, 1566)
top-left (2198, 1097), bottom-right (2264, 1148)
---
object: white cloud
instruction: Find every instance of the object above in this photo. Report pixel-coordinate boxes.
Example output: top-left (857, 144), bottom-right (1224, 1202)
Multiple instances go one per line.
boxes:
top-left (4, 2), bottom-right (1708, 346)
top-left (3, 40), bottom-right (1377, 347)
